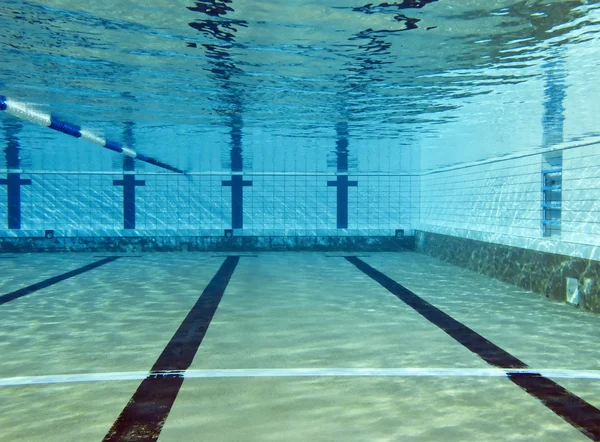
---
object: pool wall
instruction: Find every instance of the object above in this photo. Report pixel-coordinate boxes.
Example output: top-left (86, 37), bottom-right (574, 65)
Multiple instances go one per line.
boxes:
top-left (0, 123), bottom-right (420, 240)
top-left (415, 230), bottom-right (600, 313)
top-left (0, 171), bottom-right (417, 238)
top-left (418, 139), bottom-right (600, 261)
top-left (0, 234), bottom-right (415, 253)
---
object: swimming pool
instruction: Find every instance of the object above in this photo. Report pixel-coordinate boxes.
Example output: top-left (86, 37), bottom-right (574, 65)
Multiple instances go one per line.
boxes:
top-left (1, 1), bottom-right (600, 440)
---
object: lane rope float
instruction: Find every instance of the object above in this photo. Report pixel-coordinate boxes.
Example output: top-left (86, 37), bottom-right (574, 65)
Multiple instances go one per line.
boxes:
top-left (0, 95), bottom-right (185, 174)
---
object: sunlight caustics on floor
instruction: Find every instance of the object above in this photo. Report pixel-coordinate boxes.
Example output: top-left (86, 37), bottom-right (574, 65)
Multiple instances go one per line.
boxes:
top-left (1, 253), bottom-right (600, 441)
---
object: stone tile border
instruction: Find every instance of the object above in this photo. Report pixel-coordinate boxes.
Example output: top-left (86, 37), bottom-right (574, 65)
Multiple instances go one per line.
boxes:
top-left (0, 235), bottom-right (415, 253)
top-left (415, 230), bottom-right (600, 313)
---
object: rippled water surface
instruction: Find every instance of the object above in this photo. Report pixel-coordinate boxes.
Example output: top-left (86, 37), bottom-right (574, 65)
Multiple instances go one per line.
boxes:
top-left (1, 0), bottom-right (599, 143)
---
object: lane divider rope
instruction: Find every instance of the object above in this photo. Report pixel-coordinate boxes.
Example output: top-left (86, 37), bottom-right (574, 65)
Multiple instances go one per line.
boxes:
top-left (0, 95), bottom-right (185, 174)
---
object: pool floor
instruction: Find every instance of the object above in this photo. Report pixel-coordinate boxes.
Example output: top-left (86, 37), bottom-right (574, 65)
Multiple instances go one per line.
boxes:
top-left (1, 252), bottom-right (599, 441)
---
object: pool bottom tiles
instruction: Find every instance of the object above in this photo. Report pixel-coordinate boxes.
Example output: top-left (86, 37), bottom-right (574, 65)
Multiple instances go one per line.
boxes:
top-left (0, 252), bottom-right (599, 441)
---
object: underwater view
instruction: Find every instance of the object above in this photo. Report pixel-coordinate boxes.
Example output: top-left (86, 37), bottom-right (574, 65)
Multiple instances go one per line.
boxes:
top-left (1, 0), bottom-right (600, 441)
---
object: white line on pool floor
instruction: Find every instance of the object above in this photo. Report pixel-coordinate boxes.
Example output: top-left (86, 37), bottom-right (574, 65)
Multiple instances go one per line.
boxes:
top-left (2, 368), bottom-right (600, 387)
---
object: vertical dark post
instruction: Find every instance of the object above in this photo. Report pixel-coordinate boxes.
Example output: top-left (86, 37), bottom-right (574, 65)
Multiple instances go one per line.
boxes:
top-left (0, 120), bottom-right (31, 229)
top-left (222, 175), bottom-right (252, 229)
top-left (113, 173), bottom-right (145, 229)
top-left (328, 122), bottom-right (357, 229)
top-left (221, 113), bottom-right (252, 230)
top-left (112, 122), bottom-right (145, 229)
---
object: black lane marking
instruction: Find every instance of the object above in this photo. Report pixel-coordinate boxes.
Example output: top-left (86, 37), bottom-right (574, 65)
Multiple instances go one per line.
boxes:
top-left (0, 257), bottom-right (120, 306)
top-left (0, 256), bottom-right (18, 259)
top-left (93, 256), bottom-right (142, 258)
top-left (103, 256), bottom-right (240, 442)
top-left (345, 256), bottom-right (600, 441)
top-left (509, 373), bottom-right (600, 440)
top-left (345, 256), bottom-right (527, 369)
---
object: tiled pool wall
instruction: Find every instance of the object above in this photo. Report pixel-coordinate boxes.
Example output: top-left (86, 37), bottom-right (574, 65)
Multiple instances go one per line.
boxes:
top-left (416, 141), bottom-right (600, 313)
top-left (0, 171), bottom-right (419, 248)
top-left (0, 172), bottom-right (417, 238)
top-left (418, 142), bottom-right (600, 261)
top-left (412, 38), bottom-right (600, 313)
top-left (0, 124), bottom-right (420, 251)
